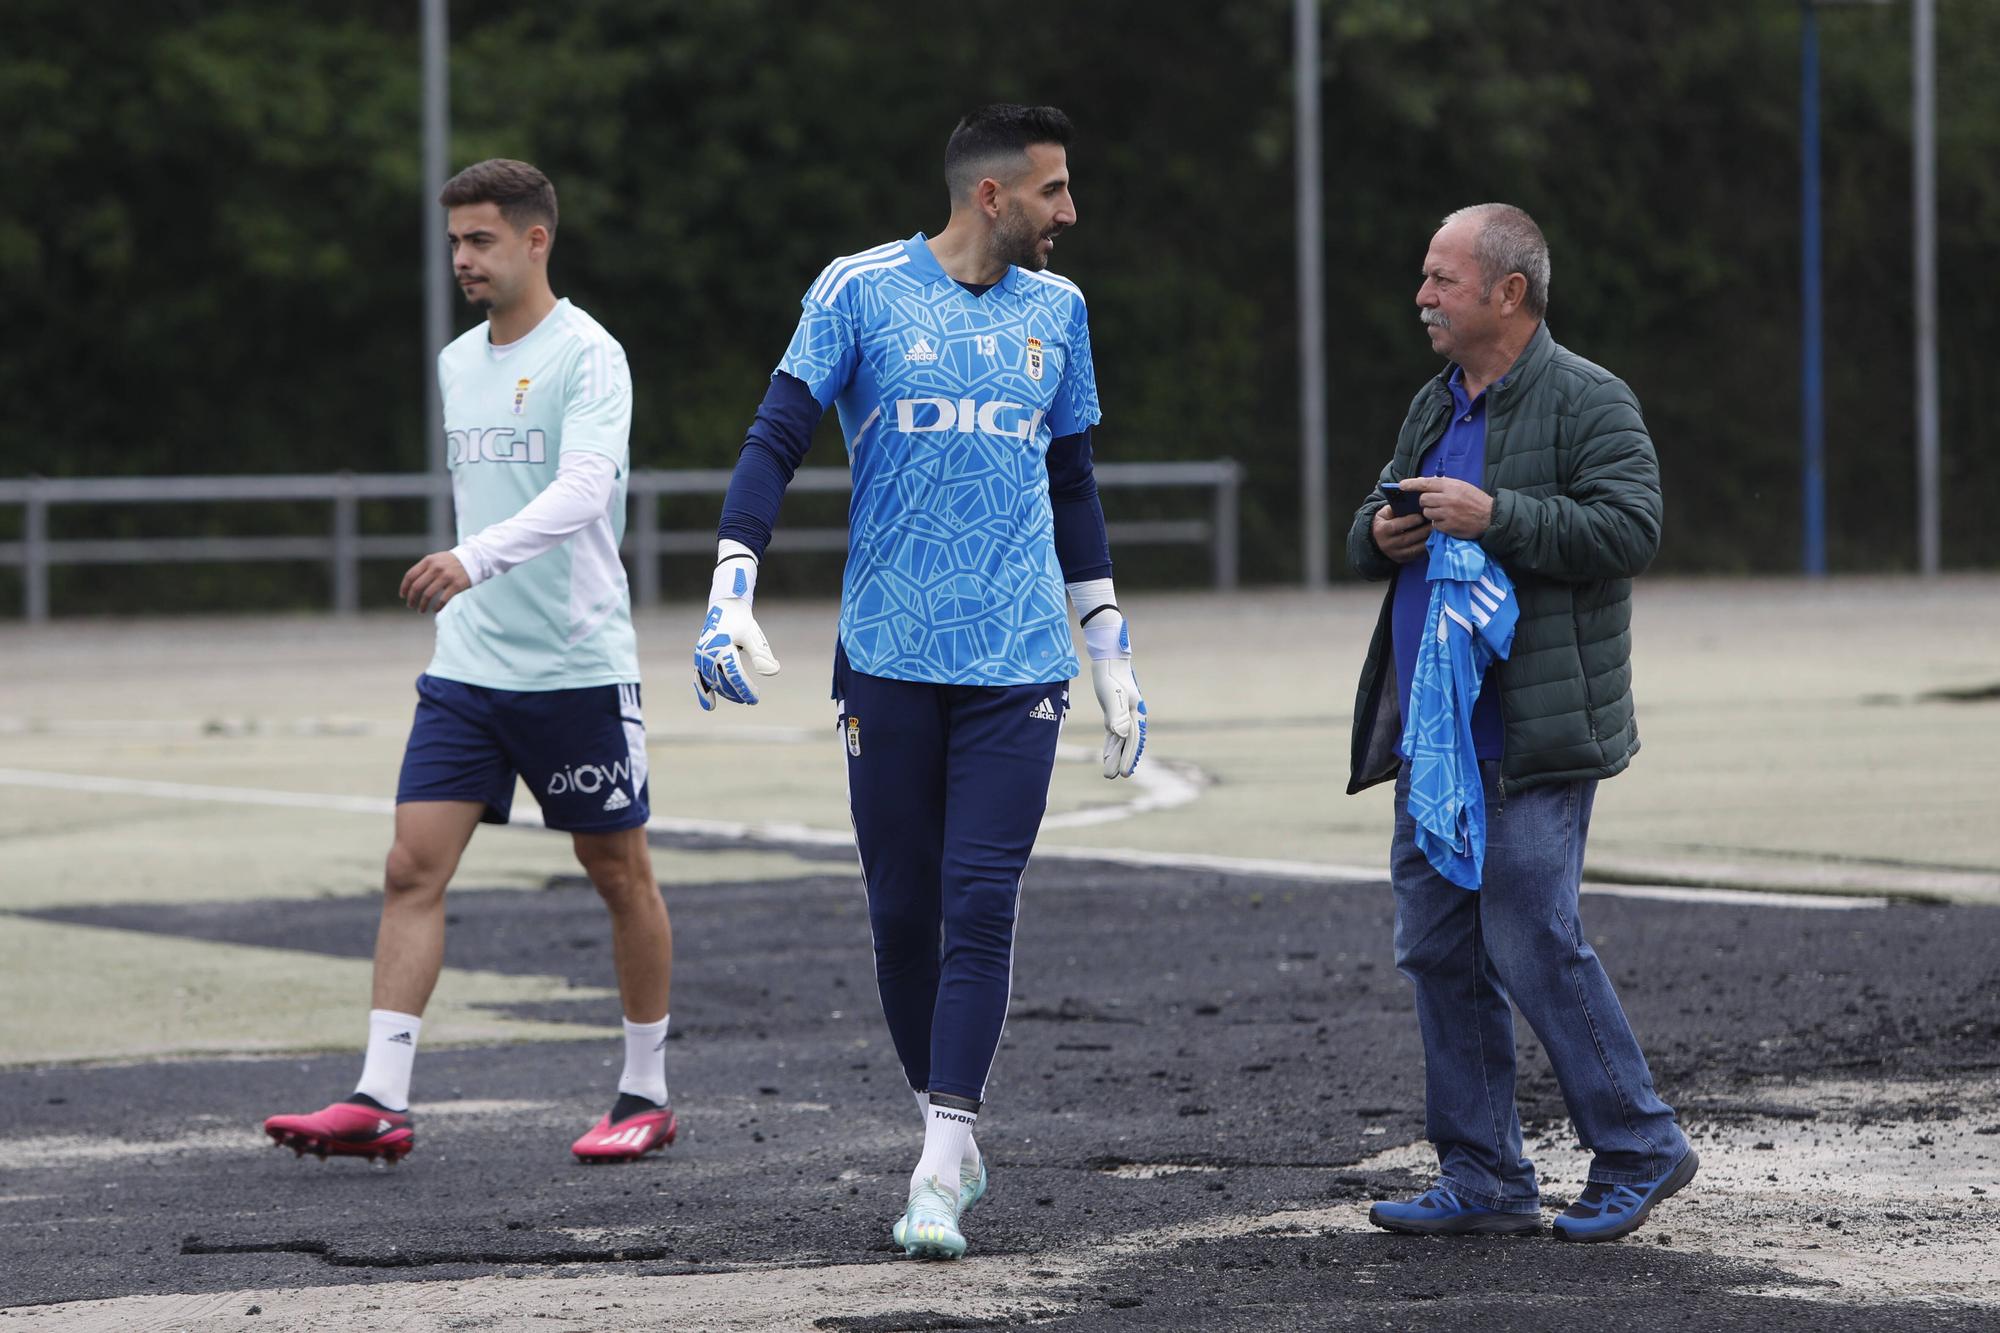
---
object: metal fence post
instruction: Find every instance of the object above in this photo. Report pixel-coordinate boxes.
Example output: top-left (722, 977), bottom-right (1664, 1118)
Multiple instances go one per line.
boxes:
top-left (24, 480), bottom-right (49, 624)
top-left (1214, 461), bottom-right (1241, 590)
top-left (332, 473), bottom-right (359, 615)
top-left (632, 481), bottom-right (661, 609)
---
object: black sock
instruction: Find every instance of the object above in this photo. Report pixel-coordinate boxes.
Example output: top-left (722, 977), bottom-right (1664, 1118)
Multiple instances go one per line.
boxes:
top-left (610, 1090), bottom-right (664, 1123)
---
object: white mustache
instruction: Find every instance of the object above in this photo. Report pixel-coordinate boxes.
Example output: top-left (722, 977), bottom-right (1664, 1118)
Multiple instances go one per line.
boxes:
top-left (1420, 309), bottom-right (1451, 329)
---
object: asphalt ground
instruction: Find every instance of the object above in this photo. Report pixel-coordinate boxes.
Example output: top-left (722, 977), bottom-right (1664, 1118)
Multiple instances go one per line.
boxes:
top-left (1, 863), bottom-right (1996, 1328)
top-left (1, 578), bottom-right (1997, 1328)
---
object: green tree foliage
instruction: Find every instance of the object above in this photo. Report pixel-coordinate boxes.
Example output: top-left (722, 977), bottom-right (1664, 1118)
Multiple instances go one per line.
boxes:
top-left (2, 0), bottom-right (1994, 603)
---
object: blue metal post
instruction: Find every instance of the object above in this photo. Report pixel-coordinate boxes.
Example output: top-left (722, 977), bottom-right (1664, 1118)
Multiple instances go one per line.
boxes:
top-left (1800, 4), bottom-right (1827, 577)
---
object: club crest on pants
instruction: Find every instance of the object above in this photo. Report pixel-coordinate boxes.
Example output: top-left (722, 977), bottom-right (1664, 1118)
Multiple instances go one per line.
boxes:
top-left (846, 715), bottom-right (861, 757)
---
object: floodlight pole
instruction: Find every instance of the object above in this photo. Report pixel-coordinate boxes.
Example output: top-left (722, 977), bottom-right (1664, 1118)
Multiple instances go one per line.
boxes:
top-left (1295, 0), bottom-right (1328, 588)
top-left (1913, 0), bottom-right (1939, 575)
top-left (1799, 3), bottom-right (1827, 578)
top-left (422, 0), bottom-right (451, 550)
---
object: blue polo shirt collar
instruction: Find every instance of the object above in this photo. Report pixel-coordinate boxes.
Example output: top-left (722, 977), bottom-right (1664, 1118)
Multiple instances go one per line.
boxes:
top-left (1447, 364), bottom-right (1511, 420)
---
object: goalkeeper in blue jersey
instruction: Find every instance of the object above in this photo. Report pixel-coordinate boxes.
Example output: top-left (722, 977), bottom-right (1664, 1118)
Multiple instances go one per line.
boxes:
top-left (694, 104), bottom-right (1146, 1260)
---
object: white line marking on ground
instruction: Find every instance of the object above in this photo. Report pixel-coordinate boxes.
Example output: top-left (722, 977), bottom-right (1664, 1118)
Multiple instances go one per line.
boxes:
top-left (0, 757), bottom-right (1206, 843)
top-left (1584, 883), bottom-right (1888, 910)
top-left (0, 768), bottom-right (1886, 909)
top-left (1041, 747), bottom-right (1208, 829)
top-left (0, 768), bottom-right (394, 816)
top-left (420, 1099), bottom-right (556, 1119)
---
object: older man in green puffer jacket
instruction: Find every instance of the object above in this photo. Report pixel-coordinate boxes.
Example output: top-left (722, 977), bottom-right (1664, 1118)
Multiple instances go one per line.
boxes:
top-left (1346, 203), bottom-right (1696, 1245)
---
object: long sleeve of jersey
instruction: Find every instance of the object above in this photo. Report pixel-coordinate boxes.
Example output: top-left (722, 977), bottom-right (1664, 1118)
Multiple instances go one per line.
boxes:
top-left (1401, 534), bottom-right (1519, 889)
top-left (1046, 428), bottom-right (1112, 582)
top-left (450, 448), bottom-right (620, 586)
top-left (716, 371), bottom-right (823, 560)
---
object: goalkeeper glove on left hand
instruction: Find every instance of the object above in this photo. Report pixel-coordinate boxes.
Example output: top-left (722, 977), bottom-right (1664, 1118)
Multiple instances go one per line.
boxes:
top-left (1075, 588), bottom-right (1145, 779)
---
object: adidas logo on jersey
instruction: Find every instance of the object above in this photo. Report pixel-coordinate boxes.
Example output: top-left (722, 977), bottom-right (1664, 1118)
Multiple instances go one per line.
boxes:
top-left (904, 336), bottom-right (939, 363)
top-left (1029, 698), bottom-right (1059, 722)
top-left (602, 788), bottom-right (632, 812)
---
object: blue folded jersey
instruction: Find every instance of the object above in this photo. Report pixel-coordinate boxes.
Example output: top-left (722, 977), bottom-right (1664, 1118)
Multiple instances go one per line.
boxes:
top-left (1402, 534), bottom-right (1518, 889)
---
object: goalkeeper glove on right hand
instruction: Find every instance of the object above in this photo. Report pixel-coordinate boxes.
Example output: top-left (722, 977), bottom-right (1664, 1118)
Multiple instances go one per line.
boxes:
top-left (694, 541), bottom-right (781, 708)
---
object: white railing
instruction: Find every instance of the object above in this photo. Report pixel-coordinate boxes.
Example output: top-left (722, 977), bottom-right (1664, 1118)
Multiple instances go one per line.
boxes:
top-left (0, 463), bottom-right (1241, 622)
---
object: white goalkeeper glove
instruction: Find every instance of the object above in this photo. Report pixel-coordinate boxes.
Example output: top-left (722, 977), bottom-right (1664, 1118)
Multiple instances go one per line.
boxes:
top-left (694, 540), bottom-right (781, 708)
top-left (1070, 578), bottom-right (1147, 779)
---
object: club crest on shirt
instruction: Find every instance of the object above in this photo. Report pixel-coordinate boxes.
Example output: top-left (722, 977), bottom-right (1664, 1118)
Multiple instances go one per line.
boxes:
top-left (1024, 337), bottom-right (1044, 381)
top-left (511, 377), bottom-right (532, 416)
top-left (846, 716), bottom-right (862, 757)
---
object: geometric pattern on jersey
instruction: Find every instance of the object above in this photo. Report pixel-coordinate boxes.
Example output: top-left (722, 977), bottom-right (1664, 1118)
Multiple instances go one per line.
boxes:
top-left (429, 298), bottom-right (639, 691)
top-left (1401, 533), bottom-right (1518, 890)
top-left (778, 233), bottom-right (1102, 686)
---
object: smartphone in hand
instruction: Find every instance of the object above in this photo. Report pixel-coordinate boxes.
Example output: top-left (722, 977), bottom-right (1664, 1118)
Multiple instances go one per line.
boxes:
top-left (1378, 481), bottom-right (1425, 519)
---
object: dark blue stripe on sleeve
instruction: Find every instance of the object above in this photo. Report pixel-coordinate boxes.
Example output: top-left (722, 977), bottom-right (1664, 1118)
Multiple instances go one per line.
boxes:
top-left (1047, 428), bottom-right (1113, 582)
top-left (717, 371), bottom-right (824, 558)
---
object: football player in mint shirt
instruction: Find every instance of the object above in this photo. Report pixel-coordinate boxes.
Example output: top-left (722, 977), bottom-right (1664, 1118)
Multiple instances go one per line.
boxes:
top-left (263, 160), bottom-right (680, 1168)
top-left (694, 105), bottom-right (1149, 1260)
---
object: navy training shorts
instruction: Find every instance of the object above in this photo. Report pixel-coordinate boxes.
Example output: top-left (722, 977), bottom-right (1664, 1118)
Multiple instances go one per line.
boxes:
top-left (395, 673), bottom-right (650, 833)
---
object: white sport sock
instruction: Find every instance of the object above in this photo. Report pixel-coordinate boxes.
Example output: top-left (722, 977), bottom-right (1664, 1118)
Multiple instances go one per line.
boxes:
top-left (911, 1099), bottom-right (977, 1201)
top-left (914, 1090), bottom-right (982, 1175)
top-left (353, 1009), bottom-right (422, 1112)
top-left (616, 1015), bottom-right (670, 1107)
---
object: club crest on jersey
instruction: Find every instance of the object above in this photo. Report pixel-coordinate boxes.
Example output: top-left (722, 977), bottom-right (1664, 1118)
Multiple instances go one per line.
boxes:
top-left (511, 377), bottom-right (532, 416)
top-left (1025, 337), bottom-right (1044, 381)
top-left (846, 716), bottom-right (861, 757)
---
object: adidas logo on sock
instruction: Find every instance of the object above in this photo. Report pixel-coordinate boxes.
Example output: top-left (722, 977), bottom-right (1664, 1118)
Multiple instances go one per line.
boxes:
top-left (602, 788), bottom-right (631, 812)
top-left (1028, 698), bottom-right (1058, 721)
top-left (387, 1031), bottom-right (414, 1046)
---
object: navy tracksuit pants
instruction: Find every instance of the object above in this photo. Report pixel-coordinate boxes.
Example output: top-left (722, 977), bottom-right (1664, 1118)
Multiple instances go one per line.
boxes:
top-left (835, 643), bottom-right (1067, 1104)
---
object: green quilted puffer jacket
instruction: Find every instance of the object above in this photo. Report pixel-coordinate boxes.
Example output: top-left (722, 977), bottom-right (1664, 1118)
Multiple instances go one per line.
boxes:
top-left (1345, 322), bottom-right (1664, 796)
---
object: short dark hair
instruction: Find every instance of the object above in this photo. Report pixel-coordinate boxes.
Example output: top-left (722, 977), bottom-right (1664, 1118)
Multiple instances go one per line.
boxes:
top-left (944, 104), bottom-right (1074, 200)
top-left (438, 158), bottom-right (558, 236)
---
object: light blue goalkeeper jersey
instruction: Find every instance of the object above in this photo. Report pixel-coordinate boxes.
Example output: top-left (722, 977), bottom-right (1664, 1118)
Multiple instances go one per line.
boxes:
top-left (777, 233), bottom-right (1102, 686)
top-left (1402, 533), bottom-right (1518, 890)
top-left (429, 299), bottom-right (639, 691)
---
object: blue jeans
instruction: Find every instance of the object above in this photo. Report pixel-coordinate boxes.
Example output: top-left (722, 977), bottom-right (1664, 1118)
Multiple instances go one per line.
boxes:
top-left (1391, 762), bottom-right (1688, 1213)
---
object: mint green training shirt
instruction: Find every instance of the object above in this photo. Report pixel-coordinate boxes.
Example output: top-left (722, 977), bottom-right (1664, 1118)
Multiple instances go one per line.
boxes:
top-left (428, 299), bottom-right (639, 691)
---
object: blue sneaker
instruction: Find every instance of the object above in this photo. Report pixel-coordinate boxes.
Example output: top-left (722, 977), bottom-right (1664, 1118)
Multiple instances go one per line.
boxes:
top-left (1553, 1148), bottom-right (1699, 1243)
top-left (1368, 1183), bottom-right (1540, 1236)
